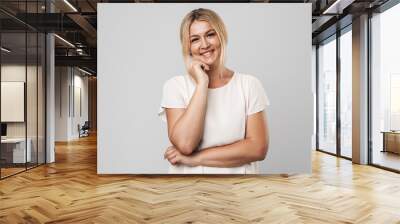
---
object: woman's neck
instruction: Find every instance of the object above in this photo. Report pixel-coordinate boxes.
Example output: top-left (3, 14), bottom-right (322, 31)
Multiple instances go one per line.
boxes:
top-left (207, 66), bottom-right (229, 81)
top-left (207, 66), bottom-right (233, 88)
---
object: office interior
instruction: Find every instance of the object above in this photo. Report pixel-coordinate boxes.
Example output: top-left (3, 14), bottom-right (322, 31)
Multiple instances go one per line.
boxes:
top-left (0, 0), bottom-right (399, 222)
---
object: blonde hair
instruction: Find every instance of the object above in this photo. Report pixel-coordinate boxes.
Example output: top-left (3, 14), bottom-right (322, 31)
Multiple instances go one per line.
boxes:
top-left (180, 8), bottom-right (228, 67)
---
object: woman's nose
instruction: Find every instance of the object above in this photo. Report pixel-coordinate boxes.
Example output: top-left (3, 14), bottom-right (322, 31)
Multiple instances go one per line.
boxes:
top-left (200, 37), bottom-right (210, 49)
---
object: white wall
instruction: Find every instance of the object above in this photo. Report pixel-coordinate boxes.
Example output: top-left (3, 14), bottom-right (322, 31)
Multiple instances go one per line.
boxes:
top-left (1, 65), bottom-right (26, 128)
top-left (72, 72), bottom-right (89, 138)
top-left (55, 67), bottom-right (89, 141)
top-left (55, 66), bottom-right (69, 141)
top-left (1, 65), bottom-right (39, 138)
top-left (98, 3), bottom-right (313, 174)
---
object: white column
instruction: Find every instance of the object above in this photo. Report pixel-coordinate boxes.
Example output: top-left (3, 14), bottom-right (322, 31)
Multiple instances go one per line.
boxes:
top-left (352, 14), bottom-right (369, 164)
top-left (45, 0), bottom-right (55, 163)
top-left (46, 33), bottom-right (55, 163)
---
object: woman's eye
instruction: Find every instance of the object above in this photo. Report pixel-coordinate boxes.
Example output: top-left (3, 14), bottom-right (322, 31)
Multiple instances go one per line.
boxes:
top-left (208, 33), bottom-right (215, 37)
top-left (191, 38), bottom-right (199, 43)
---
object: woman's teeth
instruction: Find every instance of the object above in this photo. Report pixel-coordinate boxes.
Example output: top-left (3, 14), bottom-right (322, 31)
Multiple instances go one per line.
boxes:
top-left (202, 50), bottom-right (213, 57)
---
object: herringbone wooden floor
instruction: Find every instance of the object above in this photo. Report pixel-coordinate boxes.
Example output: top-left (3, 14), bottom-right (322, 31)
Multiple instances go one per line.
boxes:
top-left (1, 134), bottom-right (400, 224)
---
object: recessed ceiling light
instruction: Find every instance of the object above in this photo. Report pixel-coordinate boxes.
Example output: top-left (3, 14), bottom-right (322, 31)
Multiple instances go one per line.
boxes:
top-left (63, 0), bottom-right (78, 12)
top-left (78, 67), bottom-right (93, 76)
top-left (323, 0), bottom-right (354, 15)
top-left (1, 47), bottom-right (11, 53)
top-left (54, 34), bottom-right (75, 48)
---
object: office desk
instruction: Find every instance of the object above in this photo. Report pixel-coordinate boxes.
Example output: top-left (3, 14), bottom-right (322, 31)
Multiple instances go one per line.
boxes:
top-left (382, 131), bottom-right (400, 154)
top-left (1, 138), bottom-right (32, 163)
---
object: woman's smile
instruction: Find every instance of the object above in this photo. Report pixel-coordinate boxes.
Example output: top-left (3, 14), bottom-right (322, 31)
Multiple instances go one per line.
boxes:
top-left (201, 49), bottom-right (214, 58)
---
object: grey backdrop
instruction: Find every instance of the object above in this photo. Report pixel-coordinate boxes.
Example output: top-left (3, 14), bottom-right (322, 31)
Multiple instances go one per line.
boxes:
top-left (97, 3), bottom-right (312, 174)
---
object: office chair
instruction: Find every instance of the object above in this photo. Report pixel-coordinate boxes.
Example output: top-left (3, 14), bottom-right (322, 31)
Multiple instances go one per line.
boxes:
top-left (79, 121), bottom-right (90, 138)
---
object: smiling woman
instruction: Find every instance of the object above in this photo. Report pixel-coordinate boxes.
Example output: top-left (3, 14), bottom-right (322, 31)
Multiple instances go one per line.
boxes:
top-left (189, 21), bottom-right (220, 68)
top-left (158, 8), bottom-right (270, 174)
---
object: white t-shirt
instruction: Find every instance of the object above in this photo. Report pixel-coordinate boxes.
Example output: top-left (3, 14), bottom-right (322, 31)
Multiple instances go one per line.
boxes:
top-left (158, 72), bottom-right (270, 174)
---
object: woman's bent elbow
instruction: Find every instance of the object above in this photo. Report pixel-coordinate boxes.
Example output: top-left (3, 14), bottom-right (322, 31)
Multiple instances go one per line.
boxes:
top-left (178, 144), bottom-right (196, 155)
top-left (168, 133), bottom-right (197, 155)
top-left (169, 138), bottom-right (196, 155)
top-left (255, 143), bottom-right (268, 161)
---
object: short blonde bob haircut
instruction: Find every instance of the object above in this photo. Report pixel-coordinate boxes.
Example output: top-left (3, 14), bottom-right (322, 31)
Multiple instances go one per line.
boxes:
top-left (180, 8), bottom-right (228, 67)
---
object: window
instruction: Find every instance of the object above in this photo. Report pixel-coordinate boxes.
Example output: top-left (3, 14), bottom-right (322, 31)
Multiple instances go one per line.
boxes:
top-left (0, 1), bottom-right (47, 179)
top-left (371, 2), bottom-right (400, 171)
top-left (339, 28), bottom-right (352, 158)
top-left (318, 36), bottom-right (337, 154)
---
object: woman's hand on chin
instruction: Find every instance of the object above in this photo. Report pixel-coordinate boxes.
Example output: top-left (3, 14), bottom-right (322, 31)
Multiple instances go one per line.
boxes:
top-left (185, 57), bottom-right (209, 86)
top-left (164, 146), bottom-right (199, 167)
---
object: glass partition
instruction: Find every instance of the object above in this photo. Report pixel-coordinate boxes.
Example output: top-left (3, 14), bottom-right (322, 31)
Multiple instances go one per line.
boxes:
top-left (339, 28), bottom-right (352, 158)
top-left (317, 36), bottom-right (337, 155)
top-left (371, 3), bottom-right (400, 171)
top-left (38, 32), bottom-right (45, 165)
top-left (0, 1), bottom-right (46, 179)
top-left (1, 31), bottom-right (28, 177)
top-left (27, 0), bottom-right (39, 170)
top-left (27, 31), bottom-right (38, 169)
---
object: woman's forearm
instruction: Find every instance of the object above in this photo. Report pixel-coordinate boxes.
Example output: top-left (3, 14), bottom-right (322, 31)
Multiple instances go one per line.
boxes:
top-left (169, 83), bottom-right (208, 155)
top-left (191, 138), bottom-right (268, 168)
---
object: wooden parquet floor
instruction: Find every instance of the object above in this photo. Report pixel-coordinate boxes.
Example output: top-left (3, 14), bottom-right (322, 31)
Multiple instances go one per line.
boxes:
top-left (1, 134), bottom-right (400, 224)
